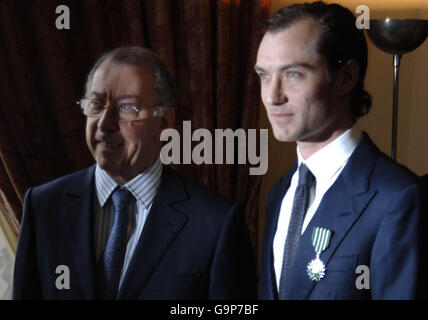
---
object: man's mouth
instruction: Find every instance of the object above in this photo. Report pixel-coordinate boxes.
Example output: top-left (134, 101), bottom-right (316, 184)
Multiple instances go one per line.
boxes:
top-left (98, 140), bottom-right (124, 149)
top-left (270, 113), bottom-right (294, 121)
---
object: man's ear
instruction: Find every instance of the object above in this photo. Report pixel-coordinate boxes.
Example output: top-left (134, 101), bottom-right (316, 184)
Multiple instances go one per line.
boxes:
top-left (334, 59), bottom-right (359, 96)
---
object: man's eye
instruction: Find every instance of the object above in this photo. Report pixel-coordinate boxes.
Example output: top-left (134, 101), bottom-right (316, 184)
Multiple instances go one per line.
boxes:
top-left (118, 103), bottom-right (136, 112)
top-left (258, 73), bottom-right (270, 80)
top-left (286, 71), bottom-right (302, 79)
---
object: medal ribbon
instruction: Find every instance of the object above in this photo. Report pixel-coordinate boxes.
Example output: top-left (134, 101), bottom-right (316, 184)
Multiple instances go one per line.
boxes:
top-left (311, 227), bottom-right (332, 255)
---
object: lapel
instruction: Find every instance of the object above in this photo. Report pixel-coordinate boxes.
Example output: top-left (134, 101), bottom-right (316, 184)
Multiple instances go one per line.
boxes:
top-left (118, 166), bottom-right (189, 299)
top-left (60, 165), bottom-right (97, 299)
top-left (284, 133), bottom-right (380, 299)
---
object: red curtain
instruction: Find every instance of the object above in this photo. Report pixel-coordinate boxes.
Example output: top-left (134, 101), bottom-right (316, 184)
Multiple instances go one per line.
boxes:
top-left (0, 0), bottom-right (270, 249)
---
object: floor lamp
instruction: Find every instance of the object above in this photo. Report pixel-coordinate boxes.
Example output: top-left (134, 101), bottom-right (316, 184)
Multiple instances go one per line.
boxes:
top-left (366, 19), bottom-right (428, 161)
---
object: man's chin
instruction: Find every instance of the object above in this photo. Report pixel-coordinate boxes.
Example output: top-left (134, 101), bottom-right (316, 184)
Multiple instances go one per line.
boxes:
top-left (272, 130), bottom-right (297, 142)
top-left (95, 157), bottom-right (119, 173)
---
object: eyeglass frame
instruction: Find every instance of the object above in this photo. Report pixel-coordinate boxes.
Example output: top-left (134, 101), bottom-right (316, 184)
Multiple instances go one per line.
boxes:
top-left (76, 97), bottom-right (165, 122)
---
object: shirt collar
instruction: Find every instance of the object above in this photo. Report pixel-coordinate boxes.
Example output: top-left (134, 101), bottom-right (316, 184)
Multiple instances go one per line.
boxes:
top-left (95, 158), bottom-right (163, 208)
top-left (297, 124), bottom-right (362, 186)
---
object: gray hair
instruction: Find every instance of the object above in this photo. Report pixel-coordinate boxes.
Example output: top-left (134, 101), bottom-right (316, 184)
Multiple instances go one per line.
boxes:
top-left (85, 47), bottom-right (176, 114)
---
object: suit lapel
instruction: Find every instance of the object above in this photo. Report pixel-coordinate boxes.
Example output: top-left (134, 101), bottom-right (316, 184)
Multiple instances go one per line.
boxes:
top-left (285, 133), bottom-right (379, 299)
top-left (60, 166), bottom-right (97, 299)
top-left (118, 166), bottom-right (189, 299)
top-left (285, 177), bottom-right (376, 299)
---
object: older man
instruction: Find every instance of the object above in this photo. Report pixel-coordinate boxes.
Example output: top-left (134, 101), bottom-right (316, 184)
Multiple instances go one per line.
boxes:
top-left (13, 47), bottom-right (256, 300)
top-left (256, 2), bottom-right (424, 299)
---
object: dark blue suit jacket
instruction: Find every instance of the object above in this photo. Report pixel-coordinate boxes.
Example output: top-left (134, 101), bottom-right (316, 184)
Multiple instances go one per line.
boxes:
top-left (260, 134), bottom-right (424, 299)
top-left (13, 165), bottom-right (257, 299)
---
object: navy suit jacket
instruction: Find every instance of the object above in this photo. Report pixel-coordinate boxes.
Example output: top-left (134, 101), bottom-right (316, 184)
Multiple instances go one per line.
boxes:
top-left (13, 165), bottom-right (257, 299)
top-left (260, 134), bottom-right (424, 300)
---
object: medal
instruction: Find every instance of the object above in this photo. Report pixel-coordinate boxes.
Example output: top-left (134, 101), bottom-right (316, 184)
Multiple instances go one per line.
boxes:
top-left (307, 227), bottom-right (332, 281)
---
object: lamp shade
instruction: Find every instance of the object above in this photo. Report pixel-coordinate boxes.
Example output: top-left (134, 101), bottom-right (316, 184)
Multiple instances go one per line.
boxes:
top-left (366, 19), bottom-right (428, 55)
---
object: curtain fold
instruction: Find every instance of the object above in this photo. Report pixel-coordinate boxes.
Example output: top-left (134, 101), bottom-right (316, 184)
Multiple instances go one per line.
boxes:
top-left (0, 0), bottom-right (271, 252)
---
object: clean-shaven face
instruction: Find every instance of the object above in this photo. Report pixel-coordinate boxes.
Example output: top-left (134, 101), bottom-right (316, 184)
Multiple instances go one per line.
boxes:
top-left (85, 60), bottom-right (163, 184)
top-left (255, 18), bottom-right (343, 143)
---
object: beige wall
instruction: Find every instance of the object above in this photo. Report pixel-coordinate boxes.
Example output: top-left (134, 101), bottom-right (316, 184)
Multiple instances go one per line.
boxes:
top-left (258, 0), bottom-right (428, 256)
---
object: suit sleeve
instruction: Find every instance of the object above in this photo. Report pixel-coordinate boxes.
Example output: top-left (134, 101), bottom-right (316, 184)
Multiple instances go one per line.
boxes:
top-left (419, 177), bottom-right (428, 299)
top-left (208, 204), bottom-right (258, 299)
top-left (13, 188), bottom-right (43, 299)
top-left (370, 184), bottom-right (423, 299)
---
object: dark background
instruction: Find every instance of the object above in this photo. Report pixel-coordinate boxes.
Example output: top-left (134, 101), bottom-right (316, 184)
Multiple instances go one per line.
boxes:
top-left (0, 0), bottom-right (271, 251)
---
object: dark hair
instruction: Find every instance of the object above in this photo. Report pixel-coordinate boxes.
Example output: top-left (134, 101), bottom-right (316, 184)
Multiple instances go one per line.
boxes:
top-left (85, 47), bottom-right (176, 109)
top-left (263, 1), bottom-right (372, 120)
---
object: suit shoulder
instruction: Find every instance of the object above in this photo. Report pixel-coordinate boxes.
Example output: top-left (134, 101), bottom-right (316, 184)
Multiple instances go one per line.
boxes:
top-left (183, 175), bottom-right (235, 210)
top-left (353, 134), bottom-right (420, 192)
top-left (372, 154), bottom-right (420, 191)
top-left (29, 166), bottom-right (94, 198)
top-left (166, 168), bottom-right (236, 216)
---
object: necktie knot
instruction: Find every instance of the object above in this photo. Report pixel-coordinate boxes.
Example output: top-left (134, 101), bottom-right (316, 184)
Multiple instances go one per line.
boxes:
top-left (112, 187), bottom-right (133, 211)
top-left (298, 163), bottom-right (315, 188)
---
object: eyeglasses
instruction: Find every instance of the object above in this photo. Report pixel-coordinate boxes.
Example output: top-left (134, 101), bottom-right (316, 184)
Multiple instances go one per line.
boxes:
top-left (76, 98), bottom-right (164, 122)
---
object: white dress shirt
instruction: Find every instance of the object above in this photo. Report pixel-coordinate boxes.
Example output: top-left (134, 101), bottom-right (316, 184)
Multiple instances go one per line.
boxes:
top-left (273, 125), bottom-right (362, 290)
top-left (93, 158), bottom-right (162, 288)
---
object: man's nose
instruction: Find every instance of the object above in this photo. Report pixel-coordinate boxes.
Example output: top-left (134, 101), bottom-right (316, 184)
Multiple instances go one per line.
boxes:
top-left (97, 105), bottom-right (119, 132)
top-left (266, 78), bottom-right (287, 106)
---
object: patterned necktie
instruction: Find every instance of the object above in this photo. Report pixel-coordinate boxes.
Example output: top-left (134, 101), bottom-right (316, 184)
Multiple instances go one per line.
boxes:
top-left (278, 163), bottom-right (315, 299)
top-left (98, 187), bottom-right (133, 299)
